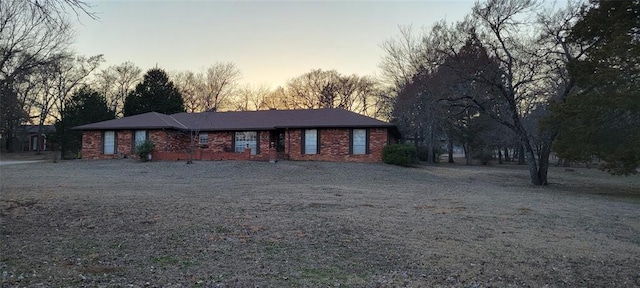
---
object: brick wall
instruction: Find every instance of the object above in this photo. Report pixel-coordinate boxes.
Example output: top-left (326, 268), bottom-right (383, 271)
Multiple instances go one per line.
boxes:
top-left (149, 130), bottom-right (190, 152)
top-left (202, 131), bottom-right (233, 152)
top-left (81, 130), bottom-right (135, 160)
top-left (118, 131), bottom-right (132, 155)
top-left (81, 130), bottom-right (103, 159)
top-left (286, 128), bottom-right (388, 163)
top-left (82, 127), bottom-right (390, 162)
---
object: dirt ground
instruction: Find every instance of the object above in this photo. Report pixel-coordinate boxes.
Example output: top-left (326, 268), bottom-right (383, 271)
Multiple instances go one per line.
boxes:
top-left (1, 158), bottom-right (639, 287)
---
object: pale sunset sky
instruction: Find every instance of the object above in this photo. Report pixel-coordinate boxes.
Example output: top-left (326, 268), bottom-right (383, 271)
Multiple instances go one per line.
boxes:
top-left (73, 1), bottom-right (475, 87)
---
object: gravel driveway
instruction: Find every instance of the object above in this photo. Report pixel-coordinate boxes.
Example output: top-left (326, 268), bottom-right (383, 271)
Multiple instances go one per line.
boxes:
top-left (1, 159), bottom-right (639, 287)
top-left (0, 160), bottom-right (47, 166)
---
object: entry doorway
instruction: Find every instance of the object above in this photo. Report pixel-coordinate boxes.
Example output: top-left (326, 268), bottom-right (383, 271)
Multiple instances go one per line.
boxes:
top-left (269, 129), bottom-right (286, 160)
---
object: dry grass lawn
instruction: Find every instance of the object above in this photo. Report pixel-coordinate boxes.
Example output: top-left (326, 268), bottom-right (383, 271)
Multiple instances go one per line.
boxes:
top-left (1, 158), bottom-right (639, 287)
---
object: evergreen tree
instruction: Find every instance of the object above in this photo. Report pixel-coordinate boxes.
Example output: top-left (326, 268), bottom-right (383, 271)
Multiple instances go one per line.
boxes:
top-left (123, 68), bottom-right (185, 116)
top-left (0, 83), bottom-right (27, 152)
top-left (551, 0), bottom-right (640, 174)
top-left (55, 87), bottom-right (115, 158)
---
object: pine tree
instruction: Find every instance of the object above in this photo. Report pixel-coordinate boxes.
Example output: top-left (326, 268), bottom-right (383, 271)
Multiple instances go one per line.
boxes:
top-left (123, 68), bottom-right (185, 116)
top-left (551, 0), bottom-right (640, 174)
top-left (55, 87), bottom-right (115, 158)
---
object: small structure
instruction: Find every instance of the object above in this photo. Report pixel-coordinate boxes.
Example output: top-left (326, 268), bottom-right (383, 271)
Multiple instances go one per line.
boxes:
top-left (73, 108), bottom-right (399, 162)
top-left (7, 125), bottom-right (56, 152)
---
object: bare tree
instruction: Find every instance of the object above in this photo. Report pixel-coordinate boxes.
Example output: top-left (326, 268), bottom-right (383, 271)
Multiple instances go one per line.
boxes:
top-left (378, 25), bottom-right (429, 89)
top-left (456, 0), bottom-right (586, 185)
top-left (284, 69), bottom-right (382, 115)
top-left (261, 86), bottom-right (292, 110)
top-left (232, 84), bottom-right (272, 111)
top-left (93, 68), bottom-right (117, 113)
top-left (171, 71), bottom-right (202, 113)
top-left (1, 1), bottom-right (73, 80)
top-left (112, 62), bottom-right (142, 117)
top-left (28, 54), bottom-right (103, 153)
top-left (93, 62), bottom-right (142, 117)
top-left (1, 0), bottom-right (94, 151)
top-left (25, 0), bottom-right (96, 24)
top-left (201, 62), bottom-right (241, 111)
top-left (368, 87), bottom-right (395, 121)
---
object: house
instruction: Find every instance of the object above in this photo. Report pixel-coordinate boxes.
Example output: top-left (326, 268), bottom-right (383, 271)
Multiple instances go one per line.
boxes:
top-left (6, 125), bottom-right (56, 152)
top-left (73, 108), bottom-right (399, 162)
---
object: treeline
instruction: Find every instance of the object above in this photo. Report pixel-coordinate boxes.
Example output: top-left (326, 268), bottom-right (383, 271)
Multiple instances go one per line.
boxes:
top-left (1, 0), bottom-right (637, 185)
top-left (91, 63), bottom-right (393, 118)
top-left (0, 1), bottom-right (392, 157)
top-left (379, 0), bottom-right (639, 184)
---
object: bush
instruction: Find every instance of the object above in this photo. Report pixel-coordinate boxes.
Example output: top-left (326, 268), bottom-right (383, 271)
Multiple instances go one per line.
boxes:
top-left (473, 148), bottom-right (494, 165)
top-left (417, 146), bottom-right (445, 163)
top-left (135, 139), bottom-right (155, 161)
top-left (382, 144), bottom-right (418, 166)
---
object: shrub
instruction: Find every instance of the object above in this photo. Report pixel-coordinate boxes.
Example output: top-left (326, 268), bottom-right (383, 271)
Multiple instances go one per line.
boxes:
top-left (135, 139), bottom-right (155, 161)
top-left (382, 144), bottom-right (418, 166)
top-left (473, 148), bottom-right (494, 165)
top-left (417, 146), bottom-right (446, 163)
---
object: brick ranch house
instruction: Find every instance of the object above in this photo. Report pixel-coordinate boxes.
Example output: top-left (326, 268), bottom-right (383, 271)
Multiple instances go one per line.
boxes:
top-left (74, 108), bottom-right (399, 163)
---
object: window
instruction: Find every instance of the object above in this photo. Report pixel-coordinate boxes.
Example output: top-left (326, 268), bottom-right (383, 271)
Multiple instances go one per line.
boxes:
top-left (303, 129), bottom-right (318, 154)
top-left (103, 131), bottom-right (116, 154)
top-left (199, 133), bottom-right (208, 145)
top-left (351, 129), bottom-right (367, 155)
top-left (134, 130), bottom-right (147, 148)
top-left (235, 131), bottom-right (257, 155)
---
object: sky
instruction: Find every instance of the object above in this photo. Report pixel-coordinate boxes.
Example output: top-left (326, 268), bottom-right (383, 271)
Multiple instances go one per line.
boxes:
top-left (72, 1), bottom-right (476, 87)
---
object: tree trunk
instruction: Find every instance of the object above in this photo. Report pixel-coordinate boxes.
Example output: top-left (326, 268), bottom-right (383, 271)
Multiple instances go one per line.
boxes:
top-left (36, 122), bottom-right (45, 155)
top-left (498, 149), bottom-right (503, 164)
top-left (59, 126), bottom-right (66, 159)
top-left (5, 128), bottom-right (13, 152)
top-left (504, 147), bottom-right (510, 162)
top-left (522, 142), bottom-right (542, 185)
top-left (428, 145), bottom-right (434, 164)
top-left (521, 140), bottom-right (552, 186)
top-left (537, 144), bottom-right (551, 186)
top-left (464, 143), bottom-right (472, 165)
top-left (517, 145), bottom-right (525, 165)
top-left (448, 138), bottom-right (454, 163)
top-left (427, 125), bottom-right (434, 164)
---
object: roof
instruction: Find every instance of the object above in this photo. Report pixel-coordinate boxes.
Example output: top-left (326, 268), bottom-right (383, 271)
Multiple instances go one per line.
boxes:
top-left (73, 112), bottom-right (187, 130)
top-left (73, 108), bottom-right (395, 131)
top-left (19, 125), bottom-right (56, 134)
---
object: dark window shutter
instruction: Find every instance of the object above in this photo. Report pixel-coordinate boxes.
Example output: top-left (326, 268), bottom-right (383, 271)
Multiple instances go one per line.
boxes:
top-left (365, 129), bottom-right (370, 154)
top-left (301, 129), bottom-right (305, 155)
top-left (131, 131), bottom-right (135, 153)
top-left (348, 129), bottom-right (353, 155)
top-left (256, 131), bottom-right (260, 154)
top-left (114, 131), bottom-right (118, 154)
top-left (231, 132), bottom-right (236, 152)
top-left (101, 131), bottom-right (105, 154)
top-left (316, 129), bottom-right (321, 154)
top-left (386, 129), bottom-right (390, 145)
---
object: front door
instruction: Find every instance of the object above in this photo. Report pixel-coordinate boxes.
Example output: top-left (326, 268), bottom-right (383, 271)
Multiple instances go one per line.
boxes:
top-left (31, 135), bottom-right (38, 151)
top-left (270, 130), bottom-right (286, 159)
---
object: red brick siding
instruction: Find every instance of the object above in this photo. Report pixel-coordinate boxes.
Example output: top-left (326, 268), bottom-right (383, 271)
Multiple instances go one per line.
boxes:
top-left (82, 127), bottom-right (389, 162)
top-left (81, 130), bottom-right (133, 160)
top-left (200, 131), bottom-right (233, 152)
top-left (148, 130), bottom-right (190, 152)
top-left (286, 128), bottom-right (388, 163)
top-left (118, 131), bottom-right (132, 155)
top-left (81, 130), bottom-right (103, 159)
